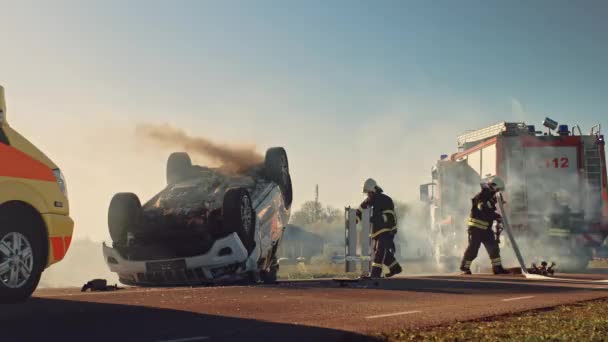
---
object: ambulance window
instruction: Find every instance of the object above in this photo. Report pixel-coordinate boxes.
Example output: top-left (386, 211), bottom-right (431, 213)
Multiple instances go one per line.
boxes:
top-left (0, 127), bottom-right (9, 145)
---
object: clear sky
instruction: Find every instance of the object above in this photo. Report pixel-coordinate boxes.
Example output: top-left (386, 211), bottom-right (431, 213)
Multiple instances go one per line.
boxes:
top-left (1, 0), bottom-right (607, 241)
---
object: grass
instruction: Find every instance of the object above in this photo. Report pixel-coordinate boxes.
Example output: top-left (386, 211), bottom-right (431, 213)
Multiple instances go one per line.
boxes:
top-left (277, 262), bottom-right (357, 280)
top-left (380, 298), bottom-right (608, 342)
top-left (589, 258), bottom-right (608, 269)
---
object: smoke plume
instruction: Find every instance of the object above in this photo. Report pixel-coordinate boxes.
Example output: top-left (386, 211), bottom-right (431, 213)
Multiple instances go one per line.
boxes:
top-left (136, 123), bottom-right (264, 173)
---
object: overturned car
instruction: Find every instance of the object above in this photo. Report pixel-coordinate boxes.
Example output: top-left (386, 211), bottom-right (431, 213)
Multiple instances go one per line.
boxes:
top-left (102, 147), bottom-right (292, 286)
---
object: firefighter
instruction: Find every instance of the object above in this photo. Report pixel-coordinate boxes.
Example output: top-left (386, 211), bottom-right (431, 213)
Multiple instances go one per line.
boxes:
top-left (460, 176), bottom-right (510, 275)
top-left (356, 178), bottom-right (402, 278)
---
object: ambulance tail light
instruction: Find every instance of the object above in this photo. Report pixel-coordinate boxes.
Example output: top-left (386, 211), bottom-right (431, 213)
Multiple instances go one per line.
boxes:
top-left (53, 168), bottom-right (68, 198)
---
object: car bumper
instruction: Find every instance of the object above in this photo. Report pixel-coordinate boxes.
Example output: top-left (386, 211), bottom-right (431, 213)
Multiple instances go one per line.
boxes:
top-left (43, 213), bottom-right (74, 267)
top-left (103, 232), bottom-right (250, 286)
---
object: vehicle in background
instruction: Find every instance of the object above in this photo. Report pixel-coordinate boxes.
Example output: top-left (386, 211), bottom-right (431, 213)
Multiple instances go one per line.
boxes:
top-left (103, 147), bottom-right (293, 286)
top-left (420, 120), bottom-right (608, 272)
top-left (0, 86), bottom-right (74, 303)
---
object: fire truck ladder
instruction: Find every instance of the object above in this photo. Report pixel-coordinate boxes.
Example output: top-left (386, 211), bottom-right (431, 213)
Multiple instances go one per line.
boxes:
top-left (584, 139), bottom-right (603, 196)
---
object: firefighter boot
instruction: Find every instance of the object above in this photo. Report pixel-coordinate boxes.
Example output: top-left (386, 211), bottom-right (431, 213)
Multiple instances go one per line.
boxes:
top-left (493, 265), bottom-right (510, 275)
top-left (370, 265), bottom-right (383, 279)
top-left (460, 260), bottom-right (473, 275)
top-left (385, 263), bottom-right (402, 278)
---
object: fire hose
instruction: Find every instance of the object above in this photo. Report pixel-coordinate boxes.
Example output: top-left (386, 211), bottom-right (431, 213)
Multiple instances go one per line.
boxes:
top-left (496, 192), bottom-right (529, 275)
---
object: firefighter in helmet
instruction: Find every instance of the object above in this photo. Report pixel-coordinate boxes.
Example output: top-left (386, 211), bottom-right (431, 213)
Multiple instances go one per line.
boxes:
top-left (357, 178), bottom-right (402, 278)
top-left (460, 176), bottom-right (510, 275)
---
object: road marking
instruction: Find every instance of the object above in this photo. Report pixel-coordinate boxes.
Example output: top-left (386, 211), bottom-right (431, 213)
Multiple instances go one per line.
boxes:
top-left (501, 296), bottom-right (535, 302)
top-left (155, 336), bottom-right (209, 342)
top-left (365, 310), bottom-right (421, 319)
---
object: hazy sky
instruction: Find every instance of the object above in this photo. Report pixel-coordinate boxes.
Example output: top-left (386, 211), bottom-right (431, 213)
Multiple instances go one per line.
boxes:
top-left (1, 0), bottom-right (607, 241)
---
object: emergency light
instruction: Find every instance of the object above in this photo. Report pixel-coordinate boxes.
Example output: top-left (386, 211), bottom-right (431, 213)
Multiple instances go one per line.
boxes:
top-left (558, 125), bottom-right (570, 136)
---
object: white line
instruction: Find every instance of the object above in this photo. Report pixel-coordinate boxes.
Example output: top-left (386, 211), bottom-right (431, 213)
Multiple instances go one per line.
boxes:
top-left (365, 310), bottom-right (421, 319)
top-left (501, 296), bottom-right (535, 302)
top-left (155, 337), bottom-right (209, 342)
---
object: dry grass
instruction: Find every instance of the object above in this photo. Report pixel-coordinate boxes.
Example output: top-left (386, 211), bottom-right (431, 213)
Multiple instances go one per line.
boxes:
top-left (589, 258), bottom-right (608, 269)
top-left (277, 262), bottom-right (357, 280)
top-left (381, 298), bottom-right (608, 342)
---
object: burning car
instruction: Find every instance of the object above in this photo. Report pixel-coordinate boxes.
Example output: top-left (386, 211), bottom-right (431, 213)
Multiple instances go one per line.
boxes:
top-left (102, 147), bottom-right (292, 286)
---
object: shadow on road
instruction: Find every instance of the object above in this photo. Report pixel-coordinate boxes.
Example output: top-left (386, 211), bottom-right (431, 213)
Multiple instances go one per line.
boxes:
top-left (276, 276), bottom-right (608, 296)
top-left (0, 297), bottom-right (377, 342)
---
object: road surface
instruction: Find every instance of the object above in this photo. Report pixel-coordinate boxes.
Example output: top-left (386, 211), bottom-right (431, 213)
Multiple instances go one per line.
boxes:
top-left (3, 273), bottom-right (608, 342)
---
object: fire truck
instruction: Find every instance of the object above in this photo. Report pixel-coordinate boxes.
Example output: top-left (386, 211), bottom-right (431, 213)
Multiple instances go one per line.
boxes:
top-left (420, 119), bottom-right (608, 272)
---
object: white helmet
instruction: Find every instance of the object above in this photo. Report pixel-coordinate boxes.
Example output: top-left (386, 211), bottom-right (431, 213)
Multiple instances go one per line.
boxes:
top-left (488, 176), bottom-right (505, 192)
top-left (363, 178), bottom-right (378, 193)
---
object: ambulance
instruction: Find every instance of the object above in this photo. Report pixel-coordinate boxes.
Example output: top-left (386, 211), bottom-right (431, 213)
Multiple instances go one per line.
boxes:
top-left (0, 86), bottom-right (73, 303)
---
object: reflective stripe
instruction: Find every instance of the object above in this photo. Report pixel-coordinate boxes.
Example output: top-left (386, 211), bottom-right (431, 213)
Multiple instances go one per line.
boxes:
top-left (549, 228), bottom-right (571, 237)
top-left (468, 218), bottom-right (490, 229)
top-left (382, 210), bottom-right (396, 217)
top-left (388, 261), bottom-right (398, 268)
top-left (372, 263), bottom-right (383, 268)
top-left (370, 226), bottom-right (397, 238)
top-left (464, 260), bottom-right (472, 267)
top-left (470, 218), bottom-right (490, 225)
top-left (0, 143), bottom-right (55, 181)
top-left (382, 210), bottom-right (397, 224)
top-left (50, 237), bottom-right (66, 262)
top-left (477, 202), bottom-right (483, 210)
top-left (491, 257), bottom-right (502, 266)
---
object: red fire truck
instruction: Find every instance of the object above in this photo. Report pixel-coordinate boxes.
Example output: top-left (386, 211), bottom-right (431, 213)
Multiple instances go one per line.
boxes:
top-left (420, 119), bottom-right (608, 271)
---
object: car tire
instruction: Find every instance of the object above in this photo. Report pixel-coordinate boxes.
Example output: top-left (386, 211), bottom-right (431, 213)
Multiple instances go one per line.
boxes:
top-left (167, 152), bottom-right (192, 185)
top-left (222, 188), bottom-right (256, 253)
top-left (108, 192), bottom-right (143, 244)
top-left (264, 147), bottom-right (293, 209)
top-left (0, 204), bottom-right (47, 304)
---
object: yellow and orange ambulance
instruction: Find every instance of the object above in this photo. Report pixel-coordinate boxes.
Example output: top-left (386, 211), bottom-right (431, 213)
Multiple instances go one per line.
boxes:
top-left (0, 85), bottom-right (74, 303)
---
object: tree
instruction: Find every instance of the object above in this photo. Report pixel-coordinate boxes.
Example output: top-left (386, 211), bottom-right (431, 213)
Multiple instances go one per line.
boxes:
top-left (290, 201), bottom-right (342, 226)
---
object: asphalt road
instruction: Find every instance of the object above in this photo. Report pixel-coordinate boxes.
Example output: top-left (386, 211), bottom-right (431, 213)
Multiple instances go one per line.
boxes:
top-left (3, 273), bottom-right (608, 342)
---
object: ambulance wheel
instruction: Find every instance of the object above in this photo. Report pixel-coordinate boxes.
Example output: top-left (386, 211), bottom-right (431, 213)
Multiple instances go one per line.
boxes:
top-left (108, 193), bottom-right (143, 244)
top-left (222, 188), bottom-right (255, 253)
top-left (264, 147), bottom-right (293, 209)
top-left (167, 152), bottom-right (192, 185)
top-left (0, 203), bottom-right (47, 304)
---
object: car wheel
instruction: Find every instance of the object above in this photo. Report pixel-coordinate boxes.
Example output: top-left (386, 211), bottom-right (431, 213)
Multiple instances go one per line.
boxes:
top-left (264, 147), bottom-right (293, 209)
top-left (108, 193), bottom-right (143, 244)
top-left (0, 204), bottom-right (46, 304)
top-left (167, 152), bottom-right (192, 185)
top-left (222, 188), bottom-right (255, 253)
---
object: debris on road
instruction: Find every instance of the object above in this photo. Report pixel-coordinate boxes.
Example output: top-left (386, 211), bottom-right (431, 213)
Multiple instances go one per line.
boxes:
top-left (508, 261), bottom-right (557, 276)
top-left (528, 261), bottom-right (556, 276)
top-left (81, 279), bottom-right (121, 292)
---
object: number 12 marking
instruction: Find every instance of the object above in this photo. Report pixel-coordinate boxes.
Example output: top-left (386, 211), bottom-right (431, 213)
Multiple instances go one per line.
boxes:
top-left (545, 157), bottom-right (569, 168)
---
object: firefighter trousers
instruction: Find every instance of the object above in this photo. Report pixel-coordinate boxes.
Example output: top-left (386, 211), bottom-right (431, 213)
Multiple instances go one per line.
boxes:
top-left (460, 227), bottom-right (502, 271)
top-left (371, 232), bottom-right (399, 277)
